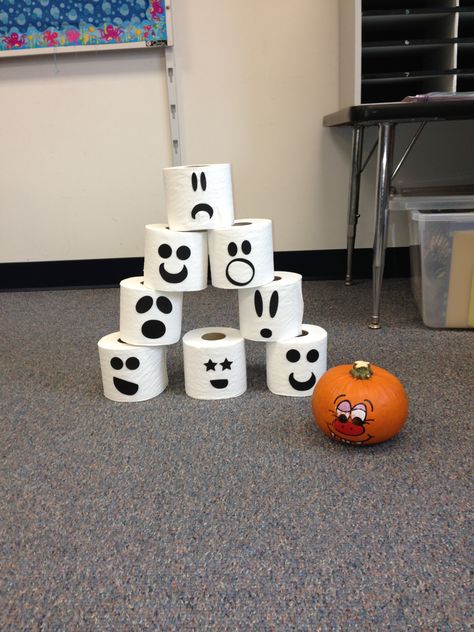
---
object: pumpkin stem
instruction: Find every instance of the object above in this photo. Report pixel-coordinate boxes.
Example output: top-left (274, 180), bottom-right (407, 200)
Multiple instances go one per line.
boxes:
top-left (350, 360), bottom-right (373, 380)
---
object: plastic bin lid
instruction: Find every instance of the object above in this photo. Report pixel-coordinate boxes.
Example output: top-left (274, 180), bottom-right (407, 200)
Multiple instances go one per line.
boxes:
top-left (390, 195), bottom-right (474, 211)
top-left (410, 209), bottom-right (474, 222)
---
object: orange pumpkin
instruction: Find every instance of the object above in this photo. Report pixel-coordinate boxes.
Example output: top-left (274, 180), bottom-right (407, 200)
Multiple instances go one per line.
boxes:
top-left (312, 360), bottom-right (408, 446)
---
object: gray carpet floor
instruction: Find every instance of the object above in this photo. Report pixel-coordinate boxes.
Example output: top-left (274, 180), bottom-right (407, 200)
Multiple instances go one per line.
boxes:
top-left (1, 278), bottom-right (472, 630)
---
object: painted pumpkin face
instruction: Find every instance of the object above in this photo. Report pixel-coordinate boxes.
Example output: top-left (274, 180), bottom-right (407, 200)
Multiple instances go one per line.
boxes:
top-left (312, 361), bottom-right (408, 446)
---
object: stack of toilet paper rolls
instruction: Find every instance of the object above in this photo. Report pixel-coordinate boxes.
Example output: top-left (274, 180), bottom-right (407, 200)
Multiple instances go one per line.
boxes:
top-left (98, 163), bottom-right (328, 402)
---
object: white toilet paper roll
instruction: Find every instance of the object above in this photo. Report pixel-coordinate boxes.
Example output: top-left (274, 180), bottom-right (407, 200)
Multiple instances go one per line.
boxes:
top-left (143, 223), bottom-right (208, 292)
top-left (208, 218), bottom-right (274, 289)
top-left (183, 327), bottom-right (247, 400)
top-left (238, 271), bottom-right (304, 341)
top-left (98, 332), bottom-right (168, 402)
top-left (163, 163), bottom-right (235, 231)
top-left (119, 276), bottom-right (183, 346)
top-left (266, 324), bottom-right (327, 397)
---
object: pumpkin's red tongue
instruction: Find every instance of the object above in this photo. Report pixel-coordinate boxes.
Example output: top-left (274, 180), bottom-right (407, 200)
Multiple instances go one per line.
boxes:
top-left (334, 419), bottom-right (365, 436)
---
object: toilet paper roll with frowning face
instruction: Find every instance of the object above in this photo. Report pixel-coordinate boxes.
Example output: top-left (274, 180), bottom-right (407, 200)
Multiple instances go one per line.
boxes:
top-left (163, 163), bottom-right (235, 231)
top-left (183, 327), bottom-right (247, 400)
top-left (143, 223), bottom-right (208, 292)
top-left (119, 277), bottom-right (183, 346)
top-left (208, 218), bottom-right (274, 289)
top-left (238, 271), bottom-right (303, 341)
top-left (98, 333), bottom-right (168, 402)
top-left (266, 324), bottom-right (327, 397)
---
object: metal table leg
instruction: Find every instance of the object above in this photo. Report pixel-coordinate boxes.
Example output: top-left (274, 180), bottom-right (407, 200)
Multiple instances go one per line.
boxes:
top-left (370, 122), bottom-right (395, 329)
top-left (345, 125), bottom-right (364, 285)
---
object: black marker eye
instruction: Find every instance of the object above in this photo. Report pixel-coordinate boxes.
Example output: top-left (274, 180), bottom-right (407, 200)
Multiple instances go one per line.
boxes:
top-left (269, 290), bottom-right (279, 318)
top-left (126, 357), bottom-right (140, 370)
top-left (307, 349), bottom-right (319, 362)
top-left (286, 349), bottom-right (300, 363)
top-left (136, 296), bottom-right (153, 314)
top-left (228, 242), bottom-right (238, 257)
top-left (200, 172), bottom-right (207, 191)
top-left (158, 244), bottom-right (172, 258)
top-left (110, 357), bottom-right (123, 370)
top-left (242, 240), bottom-right (251, 255)
top-left (191, 172), bottom-right (198, 191)
top-left (254, 290), bottom-right (263, 317)
top-left (156, 296), bottom-right (173, 314)
top-left (176, 245), bottom-right (191, 260)
top-left (204, 359), bottom-right (217, 371)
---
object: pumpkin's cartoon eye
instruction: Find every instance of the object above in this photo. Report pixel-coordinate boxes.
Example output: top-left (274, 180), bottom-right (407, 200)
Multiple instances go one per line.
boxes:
top-left (336, 399), bottom-right (351, 420)
top-left (351, 403), bottom-right (367, 422)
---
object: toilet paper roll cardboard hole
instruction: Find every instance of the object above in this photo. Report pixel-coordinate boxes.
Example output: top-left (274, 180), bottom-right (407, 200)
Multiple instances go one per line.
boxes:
top-left (274, 276), bottom-right (282, 281)
top-left (234, 222), bottom-right (252, 226)
top-left (297, 330), bottom-right (309, 337)
top-left (201, 332), bottom-right (226, 341)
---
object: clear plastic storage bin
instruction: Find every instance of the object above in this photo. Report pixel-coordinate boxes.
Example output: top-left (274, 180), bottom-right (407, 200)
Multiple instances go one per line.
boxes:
top-left (408, 206), bottom-right (474, 328)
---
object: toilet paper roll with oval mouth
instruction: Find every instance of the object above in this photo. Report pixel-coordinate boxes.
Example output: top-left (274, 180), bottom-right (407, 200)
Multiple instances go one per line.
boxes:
top-left (143, 223), bottom-right (208, 292)
top-left (98, 332), bottom-right (168, 402)
top-left (182, 327), bottom-right (247, 400)
top-left (163, 163), bottom-right (235, 231)
top-left (119, 276), bottom-right (183, 346)
top-left (266, 324), bottom-right (327, 397)
top-left (238, 271), bottom-right (303, 341)
top-left (208, 218), bottom-right (274, 289)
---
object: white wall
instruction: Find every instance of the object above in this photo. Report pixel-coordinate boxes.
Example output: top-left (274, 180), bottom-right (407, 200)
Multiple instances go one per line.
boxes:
top-left (1, 0), bottom-right (473, 264)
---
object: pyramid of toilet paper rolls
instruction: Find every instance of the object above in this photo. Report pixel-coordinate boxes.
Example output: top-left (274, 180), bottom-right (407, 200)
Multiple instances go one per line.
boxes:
top-left (98, 163), bottom-right (328, 401)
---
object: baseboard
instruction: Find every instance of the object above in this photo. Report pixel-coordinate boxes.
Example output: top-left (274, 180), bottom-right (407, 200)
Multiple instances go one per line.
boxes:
top-left (0, 248), bottom-right (410, 290)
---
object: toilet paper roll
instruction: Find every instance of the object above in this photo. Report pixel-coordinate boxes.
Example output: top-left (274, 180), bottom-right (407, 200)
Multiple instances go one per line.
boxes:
top-left (238, 271), bottom-right (304, 341)
top-left (98, 332), bottom-right (168, 402)
top-left (183, 327), bottom-right (247, 400)
top-left (266, 324), bottom-right (327, 397)
top-left (143, 223), bottom-right (208, 292)
top-left (119, 276), bottom-right (183, 346)
top-left (208, 218), bottom-right (274, 289)
top-left (163, 163), bottom-right (235, 231)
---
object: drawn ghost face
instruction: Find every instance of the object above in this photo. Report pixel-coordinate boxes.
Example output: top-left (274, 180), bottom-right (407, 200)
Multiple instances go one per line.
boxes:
top-left (119, 278), bottom-right (183, 346)
top-left (203, 356), bottom-right (233, 390)
top-left (285, 346), bottom-right (320, 392)
top-left (109, 353), bottom-right (141, 396)
top-left (157, 242), bottom-right (191, 284)
top-left (225, 238), bottom-right (255, 286)
top-left (98, 333), bottom-right (168, 402)
top-left (163, 164), bottom-right (235, 231)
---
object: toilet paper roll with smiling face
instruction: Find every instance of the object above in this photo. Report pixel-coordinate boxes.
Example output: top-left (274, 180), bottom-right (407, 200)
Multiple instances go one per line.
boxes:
top-left (163, 163), bottom-right (235, 231)
top-left (98, 333), bottom-right (168, 402)
top-left (208, 218), bottom-right (274, 289)
top-left (143, 223), bottom-right (208, 292)
top-left (266, 324), bottom-right (327, 397)
top-left (119, 277), bottom-right (183, 346)
top-left (238, 271), bottom-right (303, 341)
top-left (183, 327), bottom-right (247, 400)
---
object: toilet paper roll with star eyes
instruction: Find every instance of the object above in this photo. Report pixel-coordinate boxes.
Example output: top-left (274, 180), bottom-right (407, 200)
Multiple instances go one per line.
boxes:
top-left (266, 324), bottom-right (327, 397)
top-left (119, 277), bottom-right (183, 346)
top-left (143, 223), bottom-right (208, 292)
top-left (208, 218), bottom-right (274, 289)
top-left (98, 332), bottom-right (168, 402)
top-left (163, 163), bottom-right (235, 231)
top-left (182, 327), bottom-right (247, 400)
top-left (238, 271), bottom-right (304, 341)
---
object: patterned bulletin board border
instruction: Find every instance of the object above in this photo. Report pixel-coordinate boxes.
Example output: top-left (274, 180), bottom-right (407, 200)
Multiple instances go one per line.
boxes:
top-left (0, 0), bottom-right (168, 55)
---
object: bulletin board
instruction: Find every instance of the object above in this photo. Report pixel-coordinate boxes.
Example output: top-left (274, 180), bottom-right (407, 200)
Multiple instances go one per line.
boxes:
top-left (0, 0), bottom-right (170, 56)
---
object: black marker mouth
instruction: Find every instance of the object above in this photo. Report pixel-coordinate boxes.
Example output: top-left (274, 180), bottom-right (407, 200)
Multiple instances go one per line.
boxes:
top-left (191, 203), bottom-right (214, 219)
top-left (113, 377), bottom-right (139, 396)
top-left (210, 379), bottom-right (229, 389)
top-left (225, 258), bottom-right (255, 286)
top-left (288, 372), bottom-right (316, 392)
top-left (159, 263), bottom-right (188, 284)
top-left (141, 320), bottom-right (166, 339)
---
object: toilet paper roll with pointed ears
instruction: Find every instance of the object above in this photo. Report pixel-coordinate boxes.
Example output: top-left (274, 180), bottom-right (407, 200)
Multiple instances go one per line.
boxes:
top-left (266, 324), bottom-right (327, 397)
top-left (163, 163), bottom-right (235, 231)
top-left (119, 277), bottom-right (183, 346)
top-left (143, 223), bottom-right (208, 292)
top-left (98, 332), bottom-right (168, 402)
top-left (183, 327), bottom-right (247, 400)
top-left (208, 218), bottom-right (274, 289)
top-left (238, 271), bottom-right (304, 342)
